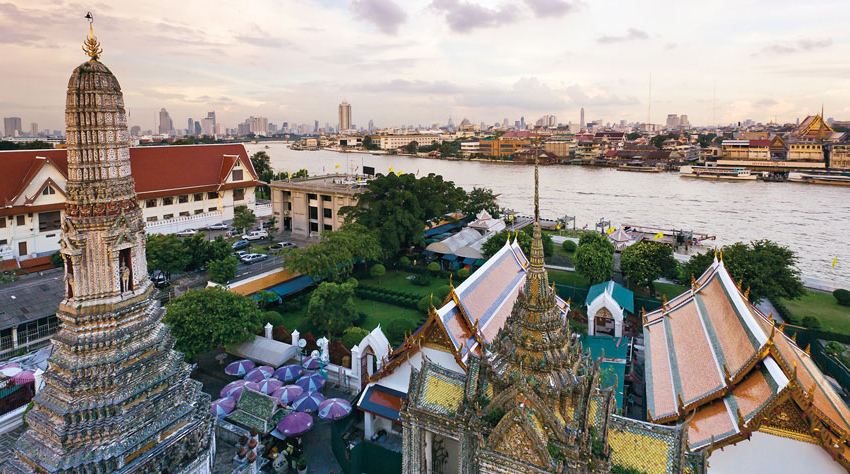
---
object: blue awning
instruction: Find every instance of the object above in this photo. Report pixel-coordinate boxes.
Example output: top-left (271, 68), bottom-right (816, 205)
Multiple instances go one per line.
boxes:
top-left (265, 275), bottom-right (315, 298)
top-left (358, 384), bottom-right (407, 422)
top-left (462, 257), bottom-right (476, 265)
top-left (422, 250), bottom-right (435, 256)
top-left (442, 254), bottom-right (458, 261)
top-left (424, 221), bottom-right (461, 237)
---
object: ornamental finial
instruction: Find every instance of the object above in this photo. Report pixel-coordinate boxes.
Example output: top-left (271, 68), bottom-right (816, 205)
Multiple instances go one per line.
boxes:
top-left (82, 12), bottom-right (103, 60)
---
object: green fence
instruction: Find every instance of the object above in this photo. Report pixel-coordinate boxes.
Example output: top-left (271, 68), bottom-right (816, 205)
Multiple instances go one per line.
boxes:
top-left (331, 417), bottom-right (403, 474)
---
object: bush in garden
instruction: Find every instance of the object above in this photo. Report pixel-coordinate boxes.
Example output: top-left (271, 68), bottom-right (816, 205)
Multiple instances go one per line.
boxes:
top-left (427, 262), bottom-right (441, 274)
top-left (834, 289), bottom-right (850, 306)
top-left (386, 318), bottom-right (416, 343)
top-left (801, 316), bottom-right (822, 329)
top-left (563, 240), bottom-right (577, 252)
top-left (456, 268), bottom-right (470, 280)
top-left (342, 327), bottom-right (370, 349)
top-left (399, 256), bottom-right (410, 265)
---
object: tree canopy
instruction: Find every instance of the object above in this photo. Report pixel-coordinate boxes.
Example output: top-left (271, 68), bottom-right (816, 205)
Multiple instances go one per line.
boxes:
top-left (574, 232), bottom-right (615, 285)
top-left (620, 241), bottom-right (677, 295)
top-left (146, 233), bottom-right (189, 279)
top-left (208, 256), bottom-right (238, 284)
top-left (481, 227), bottom-right (554, 259)
top-left (306, 281), bottom-right (358, 336)
top-left (340, 172), bottom-right (466, 255)
top-left (282, 222), bottom-right (381, 282)
top-left (463, 187), bottom-right (501, 219)
top-left (680, 240), bottom-right (803, 303)
top-left (232, 205), bottom-right (257, 232)
top-left (250, 151), bottom-right (272, 176)
top-left (164, 287), bottom-right (263, 360)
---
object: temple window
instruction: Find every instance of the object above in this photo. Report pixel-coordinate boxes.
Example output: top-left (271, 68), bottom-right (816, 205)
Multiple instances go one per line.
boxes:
top-left (233, 189), bottom-right (244, 201)
top-left (145, 199), bottom-right (157, 208)
top-left (231, 169), bottom-right (243, 181)
top-left (163, 197), bottom-right (174, 206)
top-left (42, 186), bottom-right (56, 196)
top-left (178, 195), bottom-right (188, 204)
top-left (119, 248), bottom-right (133, 293)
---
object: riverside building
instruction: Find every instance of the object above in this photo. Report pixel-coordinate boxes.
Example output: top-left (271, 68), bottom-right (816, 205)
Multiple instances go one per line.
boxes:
top-left (269, 174), bottom-right (366, 237)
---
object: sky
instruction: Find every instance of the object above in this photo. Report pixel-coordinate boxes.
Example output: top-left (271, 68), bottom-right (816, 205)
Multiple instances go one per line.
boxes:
top-left (1, 0), bottom-right (849, 132)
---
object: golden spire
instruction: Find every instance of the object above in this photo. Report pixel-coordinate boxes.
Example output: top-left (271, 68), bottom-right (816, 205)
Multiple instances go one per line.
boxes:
top-left (82, 12), bottom-right (103, 60)
top-left (529, 137), bottom-right (545, 270)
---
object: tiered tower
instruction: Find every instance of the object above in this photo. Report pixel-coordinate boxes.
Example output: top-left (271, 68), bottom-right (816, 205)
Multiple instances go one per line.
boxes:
top-left (4, 23), bottom-right (213, 474)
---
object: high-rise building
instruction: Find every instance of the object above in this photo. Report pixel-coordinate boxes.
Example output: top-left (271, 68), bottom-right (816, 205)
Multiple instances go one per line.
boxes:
top-left (4, 117), bottom-right (22, 137)
top-left (520, 116), bottom-right (525, 129)
top-left (580, 107), bottom-right (585, 129)
top-left (194, 120), bottom-right (201, 135)
top-left (680, 114), bottom-right (691, 129)
top-left (367, 119), bottom-right (374, 132)
top-left (130, 125), bottom-right (141, 136)
top-left (158, 107), bottom-right (173, 134)
top-left (314, 120), bottom-right (319, 133)
top-left (202, 111), bottom-right (216, 135)
top-left (5, 30), bottom-right (213, 474)
top-left (187, 117), bottom-right (194, 135)
top-left (666, 114), bottom-right (680, 129)
top-left (30, 123), bottom-right (38, 136)
top-left (338, 101), bottom-right (352, 133)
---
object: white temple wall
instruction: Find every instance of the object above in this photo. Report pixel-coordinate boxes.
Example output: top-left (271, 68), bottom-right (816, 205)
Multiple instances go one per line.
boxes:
top-left (707, 431), bottom-right (844, 474)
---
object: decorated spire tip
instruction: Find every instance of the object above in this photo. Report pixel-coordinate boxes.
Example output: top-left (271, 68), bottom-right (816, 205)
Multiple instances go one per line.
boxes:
top-left (82, 12), bottom-right (103, 60)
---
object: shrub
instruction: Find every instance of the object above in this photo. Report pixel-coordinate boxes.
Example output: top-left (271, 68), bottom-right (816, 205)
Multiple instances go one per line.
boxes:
top-left (456, 268), bottom-right (470, 279)
top-left (50, 252), bottom-right (63, 267)
top-left (369, 264), bottom-right (386, 279)
top-left (562, 240), bottom-right (577, 252)
top-left (826, 341), bottom-right (846, 356)
top-left (802, 315), bottom-right (822, 329)
top-left (272, 325), bottom-right (291, 343)
top-left (263, 311), bottom-right (286, 327)
top-left (386, 318), bottom-right (416, 343)
top-left (347, 277), bottom-right (359, 288)
top-left (342, 327), bottom-right (370, 349)
top-left (411, 274), bottom-right (433, 287)
top-left (436, 285), bottom-right (452, 302)
top-left (834, 289), bottom-right (850, 306)
top-left (427, 262), bottom-right (441, 274)
top-left (398, 256), bottom-right (411, 265)
top-left (418, 295), bottom-right (432, 312)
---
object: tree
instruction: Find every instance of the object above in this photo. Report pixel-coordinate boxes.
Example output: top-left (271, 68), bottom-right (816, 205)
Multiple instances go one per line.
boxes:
top-left (250, 151), bottom-right (272, 176)
top-left (574, 244), bottom-right (614, 285)
top-left (427, 262), bottom-right (441, 274)
top-left (563, 240), bottom-right (577, 252)
top-left (183, 233), bottom-right (211, 271)
top-left (386, 318), bottom-right (416, 344)
top-left (340, 172), bottom-right (466, 255)
top-left (291, 168), bottom-right (309, 179)
top-left (620, 241), bottom-right (677, 296)
top-left (255, 290), bottom-right (280, 310)
top-left (370, 263), bottom-right (386, 281)
top-left (463, 187), bottom-right (500, 219)
top-left (207, 236), bottom-right (233, 262)
top-left (697, 133), bottom-right (718, 148)
top-left (342, 327), bottom-right (369, 349)
top-left (680, 251), bottom-right (715, 283)
top-left (282, 223), bottom-right (381, 282)
top-left (232, 205), bottom-right (256, 232)
top-left (362, 136), bottom-right (379, 151)
top-left (265, 216), bottom-right (278, 242)
top-left (626, 132), bottom-right (642, 141)
top-left (208, 256), bottom-right (238, 284)
top-left (481, 228), bottom-right (553, 259)
top-left (146, 233), bottom-right (189, 279)
top-left (306, 281), bottom-right (357, 336)
top-left (405, 140), bottom-right (419, 154)
top-left (163, 287), bottom-right (263, 360)
top-left (579, 232), bottom-right (615, 253)
top-left (834, 289), bottom-right (850, 307)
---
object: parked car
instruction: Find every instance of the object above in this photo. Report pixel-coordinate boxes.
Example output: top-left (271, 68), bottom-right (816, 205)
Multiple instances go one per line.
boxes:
top-left (231, 240), bottom-right (250, 250)
top-left (268, 241), bottom-right (296, 252)
top-left (176, 228), bottom-right (199, 236)
top-left (241, 253), bottom-right (268, 264)
top-left (149, 272), bottom-right (171, 289)
top-left (242, 230), bottom-right (269, 241)
top-left (234, 250), bottom-right (248, 259)
top-left (206, 222), bottom-right (229, 230)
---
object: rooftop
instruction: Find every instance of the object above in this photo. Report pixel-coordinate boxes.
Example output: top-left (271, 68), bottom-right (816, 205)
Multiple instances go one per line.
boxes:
top-left (0, 268), bottom-right (64, 331)
top-left (269, 173), bottom-right (369, 195)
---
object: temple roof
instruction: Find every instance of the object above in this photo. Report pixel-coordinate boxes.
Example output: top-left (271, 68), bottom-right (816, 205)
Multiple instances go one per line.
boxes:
top-left (643, 257), bottom-right (850, 463)
top-left (587, 281), bottom-right (634, 314)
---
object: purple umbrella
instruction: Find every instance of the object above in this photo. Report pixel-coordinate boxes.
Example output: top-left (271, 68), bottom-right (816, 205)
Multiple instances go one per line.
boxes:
top-left (276, 412), bottom-right (314, 437)
top-left (318, 398), bottom-right (352, 420)
top-left (292, 392), bottom-right (326, 413)
top-left (225, 359), bottom-right (255, 376)
top-left (211, 397), bottom-right (236, 417)
top-left (272, 364), bottom-right (303, 383)
top-left (295, 373), bottom-right (326, 392)
top-left (244, 365), bottom-right (273, 382)
top-left (11, 370), bottom-right (35, 385)
top-left (255, 378), bottom-right (283, 395)
top-left (220, 380), bottom-right (250, 398)
top-left (272, 385), bottom-right (304, 406)
top-left (301, 357), bottom-right (321, 370)
top-left (0, 363), bottom-right (22, 377)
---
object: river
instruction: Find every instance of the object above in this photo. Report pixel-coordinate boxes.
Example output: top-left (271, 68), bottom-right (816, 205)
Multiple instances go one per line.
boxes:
top-left (246, 142), bottom-right (850, 282)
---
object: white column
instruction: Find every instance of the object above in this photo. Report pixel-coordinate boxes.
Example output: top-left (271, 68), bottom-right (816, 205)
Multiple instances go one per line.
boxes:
top-left (587, 312), bottom-right (595, 336)
top-left (291, 330), bottom-right (300, 347)
top-left (11, 326), bottom-right (18, 349)
top-left (364, 412), bottom-right (374, 438)
top-left (351, 346), bottom-right (361, 382)
top-left (425, 431), bottom-right (433, 472)
top-left (264, 323), bottom-right (273, 339)
top-left (615, 319), bottom-right (622, 338)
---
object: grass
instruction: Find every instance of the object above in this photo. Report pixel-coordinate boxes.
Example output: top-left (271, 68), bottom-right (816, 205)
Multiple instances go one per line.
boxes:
top-left (548, 269), bottom-right (589, 287)
top-left (652, 282), bottom-right (690, 301)
top-left (358, 269), bottom-right (450, 297)
top-left (781, 290), bottom-right (850, 335)
top-left (354, 299), bottom-right (426, 333)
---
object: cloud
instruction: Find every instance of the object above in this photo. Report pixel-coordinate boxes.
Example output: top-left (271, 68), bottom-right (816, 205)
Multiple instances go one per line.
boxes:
top-left (756, 38), bottom-right (833, 55)
top-left (430, 0), bottom-right (521, 33)
top-left (523, 0), bottom-right (578, 18)
top-left (353, 79), bottom-right (461, 94)
top-left (235, 26), bottom-right (290, 48)
top-left (350, 0), bottom-right (407, 35)
top-left (597, 28), bottom-right (649, 44)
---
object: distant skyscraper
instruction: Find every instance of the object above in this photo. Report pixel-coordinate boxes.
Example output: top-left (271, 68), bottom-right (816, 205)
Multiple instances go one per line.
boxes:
top-left (194, 120), bottom-right (201, 135)
top-left (158, 107), bottom-right (173, 134)
top-left (4, 117), bottom-right (22, 137)
top-left (368, 119), bottom-right (374, 132)
top-left (580, 107), bottom-right (585, 129)
top-left (338, 101), bottom-right (352, 132)
top-left (314, 120), bottom-right (319, 133)
top-left (680, 115), bottom-right (690, 129)
top-left (130, 125), bottom-right (141, 136)
top-left (187, 117), bottom-right (193, 134)
top-left (30, 123), bottom-right (38, 136)
top-left (202, 111), bottom-right (216, 135)
top-left (520, 116), bottom-right (525, 129)
top-left (666, 114), bottom-right (680, 129)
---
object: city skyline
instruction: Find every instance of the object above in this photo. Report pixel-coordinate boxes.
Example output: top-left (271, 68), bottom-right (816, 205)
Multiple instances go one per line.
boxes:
top-left (1, 0), bottom-right (848, 132)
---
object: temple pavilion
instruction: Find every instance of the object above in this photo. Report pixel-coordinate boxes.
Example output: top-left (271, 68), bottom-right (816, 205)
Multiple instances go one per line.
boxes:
top-left (387, 154), bottom-right (705, 473)
top-left (3, 23), bottom-right (213, 473)
top-left (643, 255), bottom-right (850, 472)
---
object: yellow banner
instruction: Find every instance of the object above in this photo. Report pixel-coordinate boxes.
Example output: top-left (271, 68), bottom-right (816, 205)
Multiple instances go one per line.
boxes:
top-left (606, 227), bottom-right (615, 234)
top-left (833, 257), bottom-right (838, 268)
top-left (654, 232), bottom-right (664, 240)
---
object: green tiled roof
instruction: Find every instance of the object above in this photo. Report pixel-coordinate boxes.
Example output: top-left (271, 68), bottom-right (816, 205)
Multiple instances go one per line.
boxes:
top-left (587, 281), bottom-right (634, 314)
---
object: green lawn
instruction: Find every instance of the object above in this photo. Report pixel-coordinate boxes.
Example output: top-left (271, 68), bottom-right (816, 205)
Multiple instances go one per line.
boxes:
top-left (358, 269), bottom-right (450, 297)
top-left (354, 299), bottom-right (426, 333)
top-left (548, 269), bottom-right (589, 287)
top-left (653, 282), bottom-right (690, 301)
top-left (781, 290), bottom-right (850, 335)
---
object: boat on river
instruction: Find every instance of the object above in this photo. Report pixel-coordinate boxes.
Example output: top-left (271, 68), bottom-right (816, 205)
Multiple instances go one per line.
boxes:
top-left (679, 165), bottom-right (756, 180)
top-left (788, 172), bottom-right (850, 186)
top-left (616, 163), bottom-right (663, 173)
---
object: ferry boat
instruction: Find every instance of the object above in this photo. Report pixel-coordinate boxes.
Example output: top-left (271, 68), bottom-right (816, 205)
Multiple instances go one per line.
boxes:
top-left (788, 172), bottom-right (850, 186)
top-left (679, 165), bottom-right (756, 180)
top-left (616, 163), bottom-right (663, 173)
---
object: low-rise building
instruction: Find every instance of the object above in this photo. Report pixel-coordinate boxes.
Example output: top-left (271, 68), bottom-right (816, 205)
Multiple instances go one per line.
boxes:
top-left (269, 174), bottom-right (365, 237)
top-left (478, 137), bottom-right (533, 158)
top-left (721, 140), bottom-right (771, 160)
top-left (787, 140), bottom-right (825, 162)
top-left (378, 134), bottom-right (442, 150)
top-left (459, 139), bottom-right (479, 156)
top-left (0, 144), bottom-right (261, 265)
top-left (830, 143), bottom-right (850, 170)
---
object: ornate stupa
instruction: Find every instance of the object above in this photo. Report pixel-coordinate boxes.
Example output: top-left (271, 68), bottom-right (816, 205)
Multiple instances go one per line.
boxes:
top-left (3, 20), bottom-right (213, 474)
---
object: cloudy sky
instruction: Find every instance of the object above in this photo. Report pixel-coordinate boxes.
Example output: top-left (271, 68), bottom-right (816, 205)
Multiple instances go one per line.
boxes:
top-left (1, 0), bottom-right (848, 132)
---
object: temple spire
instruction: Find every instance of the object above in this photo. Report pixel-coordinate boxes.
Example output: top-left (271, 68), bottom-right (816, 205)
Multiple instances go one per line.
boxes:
top-left (82, 12), bottom-right (102, 60)
top-left (529, 138), bottom-right (545, 270)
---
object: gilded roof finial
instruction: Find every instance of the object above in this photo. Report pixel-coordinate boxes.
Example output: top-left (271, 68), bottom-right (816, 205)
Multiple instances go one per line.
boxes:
top-left (691, 273), bottom-right (696, 290)
top-left (82, 12), bottom-right (103, 60)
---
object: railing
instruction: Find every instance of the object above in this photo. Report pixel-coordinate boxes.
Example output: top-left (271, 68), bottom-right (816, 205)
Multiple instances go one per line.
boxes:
top-left (17, 323), bottom-right (59, 347)
top-left (145, 211), bottom-right (223, 234)
top-left (254, 202), bottom-right (272, 217)
top-left (0, 335), bottom-right (12, 354)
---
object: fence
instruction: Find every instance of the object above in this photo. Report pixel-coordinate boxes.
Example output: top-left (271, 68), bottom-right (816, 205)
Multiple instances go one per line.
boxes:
top-left (779, 325), bottom-right (850, 394)
top-left (331, 417), bottom-right (402, 474)
top-left (145, 211), bottom-right (223, 234)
